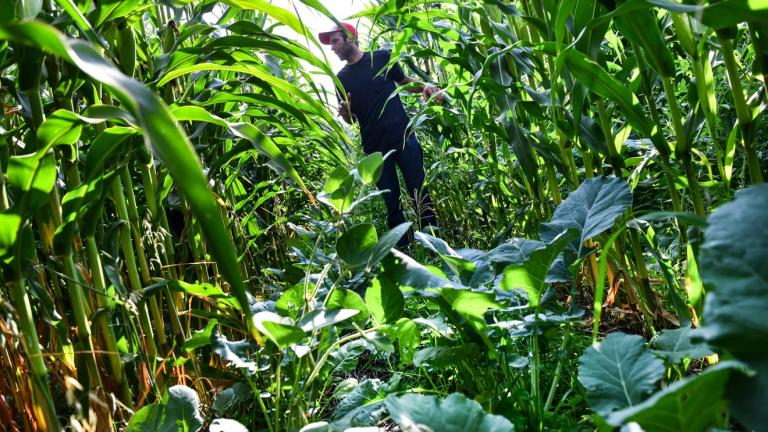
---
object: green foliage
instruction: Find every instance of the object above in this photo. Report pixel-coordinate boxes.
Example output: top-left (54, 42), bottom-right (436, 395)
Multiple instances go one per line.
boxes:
top-left (385, 392), bottom-right (515, 432)
top-left (126, 385), bottom-right (204, 432)
top-left (605, 362), bottom-right (743, 431)
top-left (578, 333), bottom-right (665, 416)
top-left (698, 183), bottom-right (768, 430)
top-left (650, 327), bottom-right (714, 364)
top-left (2, 0), bottom-right (767, 431)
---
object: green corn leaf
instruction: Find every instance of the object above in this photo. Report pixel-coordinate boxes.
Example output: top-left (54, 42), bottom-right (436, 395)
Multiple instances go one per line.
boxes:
top-left (559, 49), bottom-right (670, 157)
top-left (19, 0), bottom-right (42, 19)
top-left (7, 152), bottom-right (56, 213)
top-left (223, 0), bottom-right (306, 35)
top-left (0, 21), bottom-right (251, 327)
top-left (84, 127), bottom-right (138, 181)
top-left (170, 105), bottom-right (312, 200)
top-left (613, 8), bottom-right (675, 77)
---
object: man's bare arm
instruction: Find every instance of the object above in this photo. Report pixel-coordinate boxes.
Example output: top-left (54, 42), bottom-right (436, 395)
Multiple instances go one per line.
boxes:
top-left (397, 76), bottom-right (443, 103)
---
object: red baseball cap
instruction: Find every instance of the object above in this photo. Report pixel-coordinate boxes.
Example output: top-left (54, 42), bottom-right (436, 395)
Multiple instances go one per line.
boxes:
top-left (318, 23), bottom-right (357, 44)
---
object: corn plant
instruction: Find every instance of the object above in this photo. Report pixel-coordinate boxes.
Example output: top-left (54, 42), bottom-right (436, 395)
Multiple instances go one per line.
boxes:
top-left (1, 0), bottom-right (767, 431)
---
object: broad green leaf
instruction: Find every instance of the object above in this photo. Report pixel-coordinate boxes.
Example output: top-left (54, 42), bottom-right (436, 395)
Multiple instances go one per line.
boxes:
top-left (326, 289), bottom-right (369, 326)
top-left (275, 283), bottom-right (305, 319)
top-left (211, 328), bottom-right (258, 374)
top-left (318, 166), bottom-right (355, 213)
top-left (366, 273), bottom-right (404, 325)
top-left (297, 308), bottom-right (360, 332)
top-left (299, 423), bottom-right (330, 432)
top-left (487, 238), bottom-right (547, 267)
top-left (356, 152), bottom-right (384, 185)
top-left (415, 231), bottom-right (481, 285)
top-left (261, 321), bottom-right (306, 349)
top-left (183, 319), bottom-right (218, 352)
top-left (697, 183), bottom-right (768, 430)
top-left (332, 378), bottom-right (359, 400)
top-left (393, 318), bottom-right (419, 365)
top-left (382, 250), bottom-right (464, 295)
top-left (605, 362), bottom-right (745, 431)
top-left (326, 340), bottom-right (368, 377)
top-left (126, 385), bottom-right (203, 432)
top-left (541, 176), bottom-right (632, 257)
top-left (579, 333), bottom-right (665, 416)
top-left (213, 382), bottom-right (250, 418)
top-left (337, 223), bottom-right (378, 267)
top-left (698, 183), bottom-right (768, 360)
top-left (385, 392), bottom-right (515, 432)
top-left (368, 223), bottom-right (411, 266)
top-left (332, 378), bottom-right (387, 421)
top-left (252, 311), bottom-right (304, 348)
top-left (440, 288), bottom-right (500, 331)
top-left (651, 327), bottom-right (714, 364)
top-left (726, 362), bottom-right (768, 432)
top-left (500, 230), bottom-right (575, 307)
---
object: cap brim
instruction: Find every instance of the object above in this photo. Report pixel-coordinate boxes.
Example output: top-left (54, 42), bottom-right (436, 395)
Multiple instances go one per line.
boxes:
top-left (318, 31), bottom-right (333, 45)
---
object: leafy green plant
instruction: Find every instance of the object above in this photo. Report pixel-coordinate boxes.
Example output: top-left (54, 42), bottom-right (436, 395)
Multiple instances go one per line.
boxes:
top-left (2, 0), bottom-right (768, 430)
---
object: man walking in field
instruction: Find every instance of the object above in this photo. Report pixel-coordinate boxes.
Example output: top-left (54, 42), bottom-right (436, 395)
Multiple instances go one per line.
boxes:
top-left (319, 22), bottom-right (440, 247)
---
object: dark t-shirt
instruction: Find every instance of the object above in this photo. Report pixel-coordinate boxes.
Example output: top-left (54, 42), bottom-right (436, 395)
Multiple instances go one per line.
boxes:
top-left (336, 50), bottom-right (410, 153)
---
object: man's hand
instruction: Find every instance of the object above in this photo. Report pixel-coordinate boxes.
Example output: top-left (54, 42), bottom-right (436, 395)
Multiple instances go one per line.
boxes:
top-left (338, 92), bottom-right (352, 124)
top-left (421, 84), bottom-right (444, 104)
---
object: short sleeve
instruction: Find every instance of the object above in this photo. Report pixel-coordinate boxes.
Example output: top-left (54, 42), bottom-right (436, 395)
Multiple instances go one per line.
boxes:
top-left (384, 51), bottom-right (406, 82)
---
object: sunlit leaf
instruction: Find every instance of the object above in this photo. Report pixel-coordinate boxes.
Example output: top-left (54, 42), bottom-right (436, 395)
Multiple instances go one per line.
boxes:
top-left (579, 333), bottom-right (664, 416)
top-left (385, 392), bottom-right (515, 432)
top-left (126, 385), bottom-right (204, 432)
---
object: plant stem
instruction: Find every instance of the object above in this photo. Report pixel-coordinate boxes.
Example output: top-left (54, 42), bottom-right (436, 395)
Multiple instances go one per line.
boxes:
top-left (719, 33), bottom-right (765, 184)
top-left (111, 176), bottom-right (159, 359)
top-left (543, 327), bottom-right (569, 413)
top-left (7, 254), bottom-right (62, 430)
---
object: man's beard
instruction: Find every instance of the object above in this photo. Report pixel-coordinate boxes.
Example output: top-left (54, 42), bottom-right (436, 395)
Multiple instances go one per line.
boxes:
top-left (338, 43), bottom-right (355, 61)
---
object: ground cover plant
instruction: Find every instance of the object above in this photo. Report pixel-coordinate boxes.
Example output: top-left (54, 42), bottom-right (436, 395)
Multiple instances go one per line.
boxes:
top-left (0, 0), bottom-right (766, 431)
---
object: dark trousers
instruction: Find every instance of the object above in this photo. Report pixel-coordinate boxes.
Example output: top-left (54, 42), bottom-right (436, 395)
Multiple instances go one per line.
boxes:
top-left (374, 134), bottom-right (437, 246)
